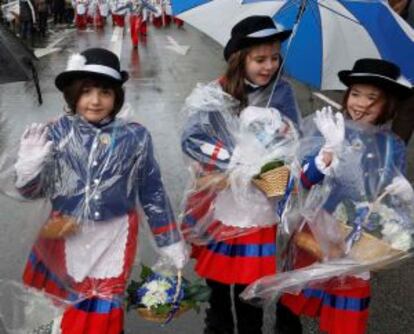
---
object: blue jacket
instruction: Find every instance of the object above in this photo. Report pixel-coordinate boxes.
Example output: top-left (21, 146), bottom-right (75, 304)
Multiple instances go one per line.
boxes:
top-left (18, 115), bottom-right (180, 247)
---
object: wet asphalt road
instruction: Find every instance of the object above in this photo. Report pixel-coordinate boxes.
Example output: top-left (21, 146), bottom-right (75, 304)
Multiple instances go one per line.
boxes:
top-left (0, 19), bottom-right (413, 334)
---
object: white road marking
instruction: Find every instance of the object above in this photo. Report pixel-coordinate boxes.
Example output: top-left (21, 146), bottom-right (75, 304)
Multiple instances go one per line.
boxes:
top-left (312, 92), bottom-right (342, 110)
top-left (110, 26), bottom-right (124, 59)
top-left (34, 47), bottom-right (61, 58)
top-left (34, 31), bottom-right (74, 58)
top-left (165, 35), bottom-right (190, 55)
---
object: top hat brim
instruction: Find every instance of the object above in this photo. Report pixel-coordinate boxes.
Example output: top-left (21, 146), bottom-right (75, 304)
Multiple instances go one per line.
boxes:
top-left (338, 70), bottom-right (413, 99)
top-left (224, 30), bottom-right (292, 61)
top-left (55, 70), bottom-right (129, 91)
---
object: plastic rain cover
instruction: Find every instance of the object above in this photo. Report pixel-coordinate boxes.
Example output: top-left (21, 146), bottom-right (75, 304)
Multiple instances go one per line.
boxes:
top-left (180, 81), bottom-right (299, 244)
top-left (0, 105), bottom-right (181, 333)
top-left (241, 114), bottom-right (414, 304)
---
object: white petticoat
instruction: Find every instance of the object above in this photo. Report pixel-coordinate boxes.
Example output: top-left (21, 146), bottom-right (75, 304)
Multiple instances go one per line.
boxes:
top-left (214, 186), bottom-right (276, 228)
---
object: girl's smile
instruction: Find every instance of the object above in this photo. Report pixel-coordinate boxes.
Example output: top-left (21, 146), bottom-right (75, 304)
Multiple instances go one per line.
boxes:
top-left (346, 84), bottom-right (386, 125)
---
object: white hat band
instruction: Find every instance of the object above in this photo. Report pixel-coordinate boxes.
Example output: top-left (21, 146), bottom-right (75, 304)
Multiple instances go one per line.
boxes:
top-left (247, 28), bottom-right (279, 38)
top-left (81, 64), bottom-right (122, 80)
top-left (349, 73), bottom-right (412, 89)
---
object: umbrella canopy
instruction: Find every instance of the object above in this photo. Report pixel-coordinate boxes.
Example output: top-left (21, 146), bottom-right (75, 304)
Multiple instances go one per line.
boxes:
top-left (172, 0), bottom-right (414, 90)
top-left (0, 24), bottom-right (42, 103)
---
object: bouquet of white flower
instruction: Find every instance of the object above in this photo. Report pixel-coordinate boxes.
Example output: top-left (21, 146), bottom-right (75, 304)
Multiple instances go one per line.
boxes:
top-left (335, 200), bottom-right (413, 261)
top-left (126, 265), bottom-right (210, 324)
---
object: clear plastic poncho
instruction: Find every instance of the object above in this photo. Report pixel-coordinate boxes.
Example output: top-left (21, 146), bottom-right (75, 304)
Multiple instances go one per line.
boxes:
top-left (241, 115), bottom-right (414, 304)
top-left (180, 81), bottom-right (299, 244)
top-left (0, 106), bottom-right (182, 333)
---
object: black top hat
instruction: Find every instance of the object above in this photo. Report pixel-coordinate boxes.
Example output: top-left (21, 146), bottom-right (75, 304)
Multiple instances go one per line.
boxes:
top-left (338, 58), bottom-right (412, 99)
top-left (55, 48), bottom-right (129, 91)
top-left (224, 15), bottom-right (292, 61)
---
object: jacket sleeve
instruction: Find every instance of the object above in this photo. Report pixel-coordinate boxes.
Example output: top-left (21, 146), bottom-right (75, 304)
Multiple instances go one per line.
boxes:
top-left (138, 131), bottom-right (181, 247)
top-left (300, 155), bottom-right (325, 190)
top-left (181, 111), bottom-right (232, 172)
top-left (391, 135), bottom-right (407, 174)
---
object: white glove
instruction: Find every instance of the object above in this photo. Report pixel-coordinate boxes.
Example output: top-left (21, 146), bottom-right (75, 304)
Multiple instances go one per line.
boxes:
top-left (14, 123), bottom-right (53, 187)
top-left (313, 106), bottom-right (345, 153)
top-left (385, 176), bottom-right (414, 203)
top-left (159, 240), bottom-right (189, 269)
top-left (313, 107), bottom-right (345, 175)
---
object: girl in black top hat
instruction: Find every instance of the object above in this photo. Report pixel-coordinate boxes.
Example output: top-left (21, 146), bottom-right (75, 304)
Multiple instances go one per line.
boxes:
top-left (180, 15), bottom-right (301, 334)
top-left (14, 47), bottom-right (188, 334)
top-left (277, 58), bottom-right (413, 334)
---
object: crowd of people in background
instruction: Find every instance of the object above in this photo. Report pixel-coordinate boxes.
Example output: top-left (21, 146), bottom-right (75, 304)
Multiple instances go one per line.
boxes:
top-left (0, 0), bottom-right (74, 40)
top-left (0, 0), bottom-right (182, 47)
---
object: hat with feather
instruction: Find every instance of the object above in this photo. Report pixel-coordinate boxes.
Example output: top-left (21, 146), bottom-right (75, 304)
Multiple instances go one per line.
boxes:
top-left (55, 48), bottom-right (129, 91)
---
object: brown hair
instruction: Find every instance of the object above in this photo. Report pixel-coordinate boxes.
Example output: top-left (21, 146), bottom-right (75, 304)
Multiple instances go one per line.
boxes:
top-left (62, 78), bottom-right (125, 117)
top-left (221, 49), bottom-right (250, 112)
top-left (341, 86), bottom-right (397, 125)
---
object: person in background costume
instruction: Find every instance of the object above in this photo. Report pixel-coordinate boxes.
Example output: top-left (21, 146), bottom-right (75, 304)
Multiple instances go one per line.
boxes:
top-left (72, 0), bottom-right (89, 29)
top-left (127, 0), bottom-right (159, 48)
top-left (151, 0), bottom-right (182, 28)
top-left (89, 0), bottom-right (109, 28)
top-left (110, 0), bottom-right (128, 27)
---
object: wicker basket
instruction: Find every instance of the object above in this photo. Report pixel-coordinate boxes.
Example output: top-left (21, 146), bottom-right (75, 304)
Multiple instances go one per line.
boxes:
top-left (136, 304), bottom-right (191, 323)
top-left (252, 165), bottom-right (290, 197)
top-left (39, 215), bottom-right (78, 239)
top-left (339, 223), bottom-right (404, 262)
top-left (293, 223), bottom-right (404, 263)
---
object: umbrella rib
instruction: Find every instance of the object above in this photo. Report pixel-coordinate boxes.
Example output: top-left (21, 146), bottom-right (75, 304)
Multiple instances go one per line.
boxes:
top-left (272, 0), bottom-right (303, 20)
top-left (307, 0), bottom-right (322, 25)
top-left (316, 1), bottom-right (361, 26)
top-left (267, 0), bottom-right (307, 107)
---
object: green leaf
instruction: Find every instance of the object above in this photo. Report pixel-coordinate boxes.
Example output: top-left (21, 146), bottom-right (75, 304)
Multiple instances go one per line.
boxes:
top-left (140, 264), bottom-right (154, 281)
top-left (193, 286), bottom-right (211, 302)
top-left (185, 285), bottom-right (211, 302)
top-left (152, 304), bottom-right (173, 315)
top-left (253, 160), bottom-right (285, 179)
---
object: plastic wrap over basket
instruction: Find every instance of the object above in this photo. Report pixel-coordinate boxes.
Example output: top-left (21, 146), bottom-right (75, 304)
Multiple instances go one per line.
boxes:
top-left (241, 115), bottom-right (414, 304)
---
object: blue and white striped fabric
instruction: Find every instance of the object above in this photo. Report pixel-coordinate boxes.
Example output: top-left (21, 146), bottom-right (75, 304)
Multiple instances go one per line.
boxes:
top-left (171, 0), bottom-right (414, 90)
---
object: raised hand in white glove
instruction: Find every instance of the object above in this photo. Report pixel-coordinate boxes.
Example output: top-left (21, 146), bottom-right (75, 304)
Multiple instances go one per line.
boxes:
top-left (385, 176), bottom-right (414, 203)
top-left (159, 240), bottom-right (189, 270)
top-left (15, 123), bottom-right (53, 187)
top-left (314, 106), bottom-right (345, 152)
top-left (313, 107), bottom-right (345, 175)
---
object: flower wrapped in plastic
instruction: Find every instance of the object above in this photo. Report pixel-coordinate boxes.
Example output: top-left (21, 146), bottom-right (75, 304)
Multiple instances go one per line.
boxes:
top-left (241, 115), bottom-right (414, 304)
top-left (126, 265), bottom-right (210, 323)
top-left (180, 81), bottom-right (299, 244)
top-left (0, 105), bottom-right (186, 333)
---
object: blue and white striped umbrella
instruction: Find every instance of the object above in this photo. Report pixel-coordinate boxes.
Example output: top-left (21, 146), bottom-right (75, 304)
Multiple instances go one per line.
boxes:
top-left (172, 0), bottom-right (414, 90)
